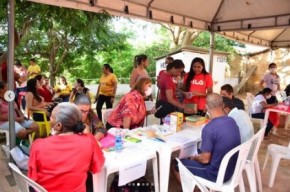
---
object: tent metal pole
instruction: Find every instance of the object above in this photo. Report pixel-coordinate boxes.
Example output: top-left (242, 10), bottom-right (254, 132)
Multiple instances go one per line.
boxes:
top-left (209, 31), bottom-right (215, 73)
top-left (7, 0), bottom-right (16, 153)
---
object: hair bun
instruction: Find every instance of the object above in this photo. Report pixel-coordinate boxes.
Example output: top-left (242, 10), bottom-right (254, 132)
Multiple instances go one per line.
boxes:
top-left (73, 121), bottom-right (85, 133)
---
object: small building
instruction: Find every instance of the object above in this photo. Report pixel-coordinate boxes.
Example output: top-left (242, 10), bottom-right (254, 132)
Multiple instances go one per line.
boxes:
top-left (155, 46), bottom-right (228, 93)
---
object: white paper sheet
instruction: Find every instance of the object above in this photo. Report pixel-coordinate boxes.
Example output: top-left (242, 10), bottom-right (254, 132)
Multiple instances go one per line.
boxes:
top-left (179, 141), bottom-right (198, 159)
top-left (118, 158), bottom-right (147, 186)
top-left (166, 134), bottom-right (192, 144)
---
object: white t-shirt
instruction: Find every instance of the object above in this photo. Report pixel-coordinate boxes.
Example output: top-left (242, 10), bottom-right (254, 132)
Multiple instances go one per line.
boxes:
top-left (251, 94), bottom-right (266, 114)
top-left (262, 73), bottom-right (280, 94)
top-left (228, 107), bottom-right (254, 143)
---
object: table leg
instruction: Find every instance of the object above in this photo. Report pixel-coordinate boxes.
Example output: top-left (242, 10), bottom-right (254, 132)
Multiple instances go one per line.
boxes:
top-left (93, 167), bottom-right (107, 192)
top-left (157, 146), bottom-right (172, 192)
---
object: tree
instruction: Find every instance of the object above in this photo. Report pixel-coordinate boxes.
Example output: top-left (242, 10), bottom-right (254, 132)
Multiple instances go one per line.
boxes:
top-left (0, 0), bottom-right (129, 85)
top-left (161, 24), bottom-right (201, 49)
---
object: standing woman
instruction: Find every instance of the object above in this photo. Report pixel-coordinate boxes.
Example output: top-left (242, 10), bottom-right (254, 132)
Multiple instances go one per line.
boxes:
top-left (260, 63), bottom-right (280, 103)
top-left (95, 64), bottom-right (117, 120)
top-left (183, 57), bottom-right (213, 116)
top-left (129, 54), bottom-right (150, 88)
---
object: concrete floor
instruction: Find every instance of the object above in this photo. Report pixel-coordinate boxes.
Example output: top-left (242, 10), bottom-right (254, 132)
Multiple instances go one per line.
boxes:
top-left (1, 116), bottom-right (290, 192)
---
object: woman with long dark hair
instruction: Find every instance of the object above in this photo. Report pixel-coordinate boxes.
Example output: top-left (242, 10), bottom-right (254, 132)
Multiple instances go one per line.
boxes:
top-left (25, 78), bottom-right (53, 120)
top-left (69, 78), bottom-right (90, 102)
top-left (183, 57), bottom-right (213, 116)
top-left (130, 54), bottom-right (149, 88)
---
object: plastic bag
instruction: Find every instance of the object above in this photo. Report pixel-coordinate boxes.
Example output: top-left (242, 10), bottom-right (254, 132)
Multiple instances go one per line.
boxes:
top-left (10, 146), bottom-right (29, 170)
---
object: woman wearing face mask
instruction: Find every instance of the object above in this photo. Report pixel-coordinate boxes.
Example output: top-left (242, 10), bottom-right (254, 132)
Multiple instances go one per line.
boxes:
top-left (251, 88), bottom-right (277, 137)
top-left (260, 63), bottom-right (280, 104)
top-left (28, 103), bottom-right (104, 191)
top-left (106, 77), bottom-right (156, 129)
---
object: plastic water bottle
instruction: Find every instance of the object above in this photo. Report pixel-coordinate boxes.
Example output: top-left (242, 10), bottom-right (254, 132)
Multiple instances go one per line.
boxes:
top-left (115, 128), bottom-right (123, 152)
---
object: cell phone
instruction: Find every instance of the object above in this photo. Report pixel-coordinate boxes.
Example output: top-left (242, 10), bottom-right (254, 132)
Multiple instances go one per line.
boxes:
top-left (124, 135), bottom-right (142, 143)
top-left (156, 105), bottom-right (162, 111)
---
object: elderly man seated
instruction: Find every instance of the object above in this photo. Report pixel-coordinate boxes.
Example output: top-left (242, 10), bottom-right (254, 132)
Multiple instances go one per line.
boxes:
top-left (0, 82), bottom-right (38, 139)
top-left (173, 93), bottom-right (241, 184)
top-left (223, 96), bottom-right (254, 143)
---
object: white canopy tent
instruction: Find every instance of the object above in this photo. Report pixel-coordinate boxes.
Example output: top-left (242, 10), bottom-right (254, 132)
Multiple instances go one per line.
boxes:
top-left (6, 0), bottom-right (290, 149)
top-left (26, 0), bottom-right (290, 48)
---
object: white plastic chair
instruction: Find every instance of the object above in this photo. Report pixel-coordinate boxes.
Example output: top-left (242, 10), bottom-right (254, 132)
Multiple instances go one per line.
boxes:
top-left (246, 92), bottom-right (263, 129)
top-left (177, 137), bottom-right (253, 192)
top-left (243, 126), bottom-right (266, 192)
top-left (262, 141), bottom-right (290, 187)
top-left (101, 108), bottom-right (114, 126)
top-left (8, 162), bottom-right (47, 192)
top-left (176, 158), bottom-right (209, 192)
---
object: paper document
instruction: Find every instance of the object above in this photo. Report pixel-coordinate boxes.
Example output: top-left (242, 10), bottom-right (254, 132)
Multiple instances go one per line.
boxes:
top-left (179, 141), bottom-right (198, 159)
top-left (118, 158), bottom-right (147, 186)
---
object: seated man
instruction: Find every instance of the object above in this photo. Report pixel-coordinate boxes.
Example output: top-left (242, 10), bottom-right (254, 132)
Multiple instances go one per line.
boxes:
top-left (173, 93), bottom-right (241, 183)
top-left (220, 84), bottom-right (245, 110)
top-left (0, 82), bottom-right (38, 139)
top-left (223, 97), bottom-right (254, 143)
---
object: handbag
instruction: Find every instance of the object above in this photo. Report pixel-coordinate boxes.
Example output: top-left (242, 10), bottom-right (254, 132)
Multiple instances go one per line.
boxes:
top-left (154, 100), bottom-right (176, 119)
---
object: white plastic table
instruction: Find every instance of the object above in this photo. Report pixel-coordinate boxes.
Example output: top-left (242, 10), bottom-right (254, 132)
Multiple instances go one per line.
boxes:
top-left (139, 123), bottom-right (203, 192)
top-left (93, 141), bottom-right (159, 192)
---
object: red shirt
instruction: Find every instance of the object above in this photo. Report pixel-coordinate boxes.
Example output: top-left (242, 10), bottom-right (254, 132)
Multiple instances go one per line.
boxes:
top-left (107, 90), bottom-right (146, 129)
top-left (183, 73), bottom-right (213, 110)
top-left (37, 86), bottom-right (53, 102)
top-left (158, 72), bottom-right (176, 102)
top-left (28, 134), bottom-right (104, 192)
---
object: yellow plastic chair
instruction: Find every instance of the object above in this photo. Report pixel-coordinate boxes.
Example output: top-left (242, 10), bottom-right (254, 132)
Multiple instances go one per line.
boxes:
top-left (31, 110), bottom-right (51, 138)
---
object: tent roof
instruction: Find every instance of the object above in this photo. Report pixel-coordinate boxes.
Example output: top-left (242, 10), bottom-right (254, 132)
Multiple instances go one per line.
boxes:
top-left (27, 0), bottom-right (290, 48)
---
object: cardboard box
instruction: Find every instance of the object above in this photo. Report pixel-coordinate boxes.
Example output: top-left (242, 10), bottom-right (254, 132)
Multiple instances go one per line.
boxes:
top-left (185, 115), bottom-right (206, 126)
top-left (170, 112), bottom-right (184, 132)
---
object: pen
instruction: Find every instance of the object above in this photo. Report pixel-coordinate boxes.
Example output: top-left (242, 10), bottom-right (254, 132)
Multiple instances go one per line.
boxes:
top-left (152, 137), bottom-right (166, 143)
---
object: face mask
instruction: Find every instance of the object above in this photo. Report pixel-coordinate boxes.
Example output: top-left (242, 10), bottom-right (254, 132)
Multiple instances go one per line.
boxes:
top-left (145, 88), bottom-right (152, 97)
top-left (269, 68), bottom-right (276, 73)
top-left (266, 95), bottom-right (272, 99)
top-left (50, 124), bottom-right (59, 136)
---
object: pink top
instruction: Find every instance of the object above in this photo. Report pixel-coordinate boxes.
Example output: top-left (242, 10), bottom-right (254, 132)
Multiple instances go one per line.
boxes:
top-left (0, 98), bottom-right (18, 125)
top-left (28, 134), bottom-right (104, 191)
top-left (107, 90), bottom-right (146, 129)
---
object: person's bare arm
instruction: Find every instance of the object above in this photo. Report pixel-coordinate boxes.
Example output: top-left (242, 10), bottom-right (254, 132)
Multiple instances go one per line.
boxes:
top-left (166, 89), bottom-right (195, 114)
top-left (129, 69), bottom-right (138, 88)
top-left (25, 92), bottom-right (49, 115)
top-left (122, 116), bottom-right (131, 129)
top-left (190, 152), bottom-right (211, 164)
top-left (260, 79), bottom-right (265, 88)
